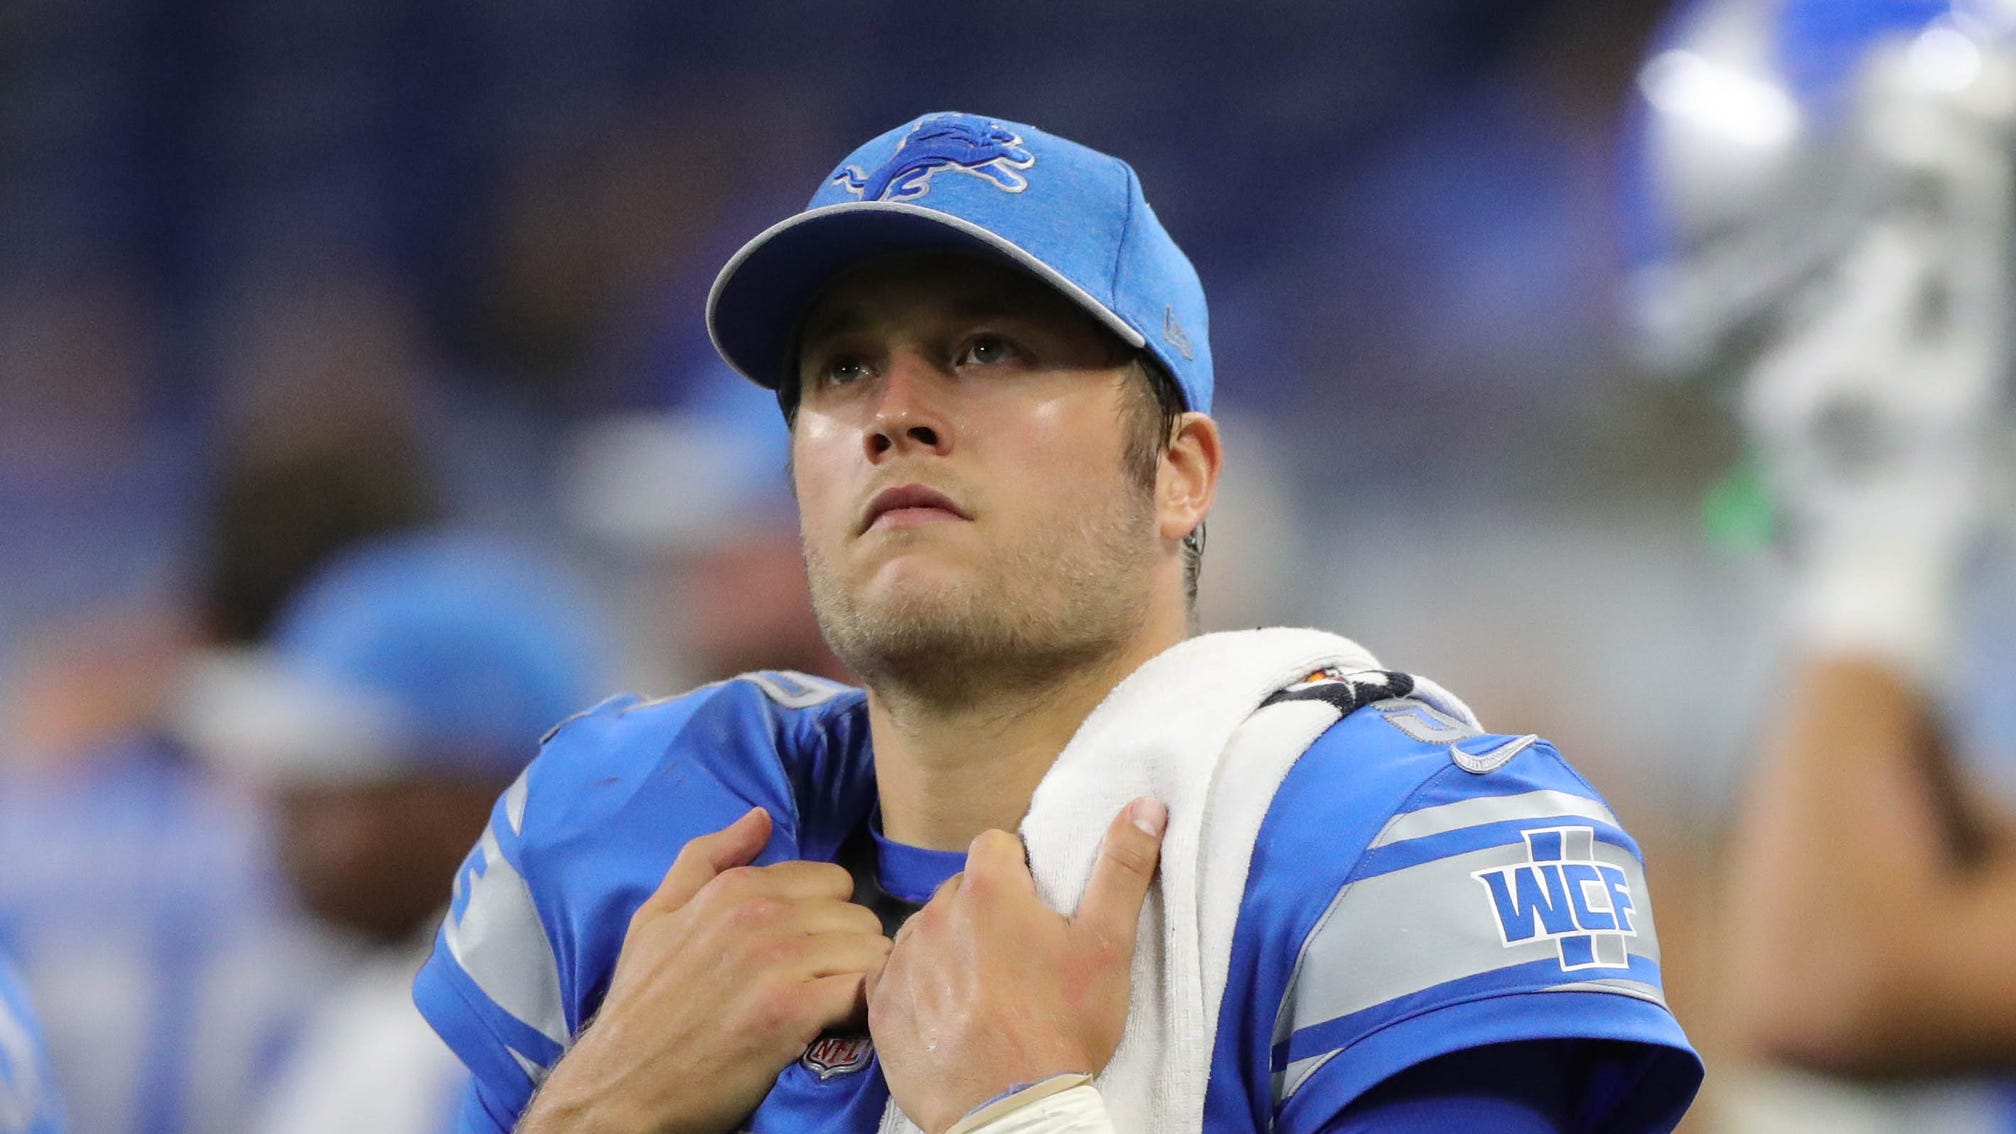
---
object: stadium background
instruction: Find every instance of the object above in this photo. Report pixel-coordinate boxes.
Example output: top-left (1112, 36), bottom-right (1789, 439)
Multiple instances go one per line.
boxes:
top-left (0, 0), bottom-right (1780, 1129)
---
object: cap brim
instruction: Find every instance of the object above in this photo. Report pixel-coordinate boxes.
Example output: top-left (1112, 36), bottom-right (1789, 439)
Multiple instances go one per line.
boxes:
top-left (706, 201), bottom-right (1147, 391)
top-left (175, 649), bottom-right (411, 786)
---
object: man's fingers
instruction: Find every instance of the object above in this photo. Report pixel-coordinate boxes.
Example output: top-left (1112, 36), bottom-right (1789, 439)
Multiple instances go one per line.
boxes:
top-left (799, 930), bottom-right (893, 981)
top-left (861, 945), bottom-right (890, 1008)
top-left (788, 896), bottom-right (887, 939)
top-left (964, 828), bottom-right (1036, 896)
top-left (746, 860), bottom-right (858, 902)
top-left (647, 807), bottom-right (772, 912)
top-left (804, 971), bottom-right (874, 1033)
top-left (1073, 798), bottom-right (1167, 949)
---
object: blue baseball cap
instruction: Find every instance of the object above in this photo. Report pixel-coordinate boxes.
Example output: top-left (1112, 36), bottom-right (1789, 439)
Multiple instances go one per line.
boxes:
top-left (180, 532), bottom-right (613, 785)
top-left (707, 112), bottom-right (1214, 413)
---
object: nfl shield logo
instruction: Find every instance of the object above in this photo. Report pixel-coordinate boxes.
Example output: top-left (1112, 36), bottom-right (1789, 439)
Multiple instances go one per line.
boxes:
top-left (800, 1033), bottom-right (874, 1079)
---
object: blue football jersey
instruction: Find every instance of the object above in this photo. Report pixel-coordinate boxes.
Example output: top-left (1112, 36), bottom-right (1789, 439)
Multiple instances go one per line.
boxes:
top-left (0, 953), bottom-right (65, 1134)
top-left (414, 670), bottom-right (1701, 1133)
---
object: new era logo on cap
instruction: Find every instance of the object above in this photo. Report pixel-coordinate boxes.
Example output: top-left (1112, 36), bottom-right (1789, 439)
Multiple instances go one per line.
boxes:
top-left (706, 111), bottom-right (1215, 414)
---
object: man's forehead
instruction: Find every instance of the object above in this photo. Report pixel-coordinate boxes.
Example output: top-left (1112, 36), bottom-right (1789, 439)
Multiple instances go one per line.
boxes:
top-left (796, 251), bottom-right (1093, 343)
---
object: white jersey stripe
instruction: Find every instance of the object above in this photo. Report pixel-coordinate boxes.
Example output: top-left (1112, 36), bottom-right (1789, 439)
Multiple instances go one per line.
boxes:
top-left (443, 826), bottom-right (570, 1049)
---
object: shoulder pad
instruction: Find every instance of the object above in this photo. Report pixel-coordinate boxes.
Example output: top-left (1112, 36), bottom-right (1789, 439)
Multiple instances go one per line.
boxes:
top-left (520, 672), bottom-right (869, 853)
top-left (1244, 713), bottom-right (1673, 1118)
top-left (539, 670), bottom-right (859, 745)
top-left (1274, 682), bottom-right (1541, 780)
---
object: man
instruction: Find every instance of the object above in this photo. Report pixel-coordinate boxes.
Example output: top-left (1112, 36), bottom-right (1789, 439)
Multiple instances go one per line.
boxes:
top-left (417, 112), bottom-right (1701, 1133)
top-left (1627, 1), bottom-right (2016, 1128)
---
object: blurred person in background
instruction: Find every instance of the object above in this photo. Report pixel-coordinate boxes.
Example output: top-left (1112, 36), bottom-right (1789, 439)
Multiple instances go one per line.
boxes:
top-left (182, 531), bottom-right (613, 1134)
top-left (563, 367), bottom-right (846, 692)
top-left (1630, 0), bottom-right (2016, 1129)
top-left (0, 952), bottom-right (65, 1134)
top-left (0, 274), bottom-right (446, 1134)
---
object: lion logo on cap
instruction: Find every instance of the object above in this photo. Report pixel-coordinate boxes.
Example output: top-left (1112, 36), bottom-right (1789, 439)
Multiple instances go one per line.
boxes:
top-left (834, 115), bottom-right (1035, 202)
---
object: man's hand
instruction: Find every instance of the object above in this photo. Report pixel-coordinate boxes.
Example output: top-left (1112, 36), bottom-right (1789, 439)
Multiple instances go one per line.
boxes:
top-left (521, 808), bottom-right (892, 1134)
top-left (868, 798), bottom-right (1167, 1134)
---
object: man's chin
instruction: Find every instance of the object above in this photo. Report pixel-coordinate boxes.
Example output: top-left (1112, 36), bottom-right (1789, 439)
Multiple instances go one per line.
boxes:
top-left (855, 552), bottom-right (975, 603)
top-left (817, 575), bottom-right (993, 670)
top-left (852, 578), bottom-right (973, 633)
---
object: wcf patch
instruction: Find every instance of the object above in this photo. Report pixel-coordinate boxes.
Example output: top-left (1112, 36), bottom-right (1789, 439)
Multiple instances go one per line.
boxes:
top-left (1472, 827), bottom-right (1636, 971)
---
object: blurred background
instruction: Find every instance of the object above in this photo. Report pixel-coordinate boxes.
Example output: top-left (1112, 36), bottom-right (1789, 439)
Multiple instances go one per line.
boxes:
top-left (0, 0), bottom-right (1854, 1130)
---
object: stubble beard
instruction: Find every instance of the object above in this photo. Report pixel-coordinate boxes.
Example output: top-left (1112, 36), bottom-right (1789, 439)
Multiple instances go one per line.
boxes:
top-left (805, 486), bottom-right (1158, 710)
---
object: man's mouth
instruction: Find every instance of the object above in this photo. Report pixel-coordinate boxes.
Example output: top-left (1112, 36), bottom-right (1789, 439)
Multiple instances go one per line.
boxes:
top-left (860, 484), bottom-right (970, 533)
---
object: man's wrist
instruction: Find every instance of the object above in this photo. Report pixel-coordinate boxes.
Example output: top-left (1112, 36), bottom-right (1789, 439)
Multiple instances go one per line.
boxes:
top-left (942, 1077), bottom-right (1112, 1134)
top-left (516, 1046), bottom-right (683, 1134)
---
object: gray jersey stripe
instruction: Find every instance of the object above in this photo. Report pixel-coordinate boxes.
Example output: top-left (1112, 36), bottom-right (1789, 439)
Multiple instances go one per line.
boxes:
top-left (444, 827), bottom-right (570, 1048)
top-left (1273, 840), bottom-right (1661, 1055)
top-left (1369, 789), bottom-right (1620, 849)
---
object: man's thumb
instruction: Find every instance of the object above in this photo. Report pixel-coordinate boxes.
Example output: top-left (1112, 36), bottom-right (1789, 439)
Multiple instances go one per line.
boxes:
top-left (1074, 798), bottom-right (1166, 950)
top-left (646, 807), bottom-right (772, 912)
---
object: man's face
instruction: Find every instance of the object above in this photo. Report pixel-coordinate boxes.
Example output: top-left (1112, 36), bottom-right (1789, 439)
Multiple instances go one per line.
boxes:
top-left (278, 774), bottom-right (499, 945)
top-left (789, 251), bottom-right (1160, 695)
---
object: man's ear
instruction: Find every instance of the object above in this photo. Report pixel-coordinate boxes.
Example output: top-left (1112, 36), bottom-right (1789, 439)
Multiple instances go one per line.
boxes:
top-left (1158, 412), bottom-right (1222, 544)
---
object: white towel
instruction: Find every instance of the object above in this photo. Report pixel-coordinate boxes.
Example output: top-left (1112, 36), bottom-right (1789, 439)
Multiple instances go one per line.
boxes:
top-left (878, 628), bottom-right (1478, 1133)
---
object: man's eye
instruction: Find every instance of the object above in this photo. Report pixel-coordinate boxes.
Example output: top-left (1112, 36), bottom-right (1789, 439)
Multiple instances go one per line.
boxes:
top-left (958, 335), bottom-right (1023, 368)
top-left (821, 357), bottom-right (871, 386)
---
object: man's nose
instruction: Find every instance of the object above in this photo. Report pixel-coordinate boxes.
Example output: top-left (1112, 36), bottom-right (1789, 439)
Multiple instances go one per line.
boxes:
top-left (865, 350), bottom-right (951, 460)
